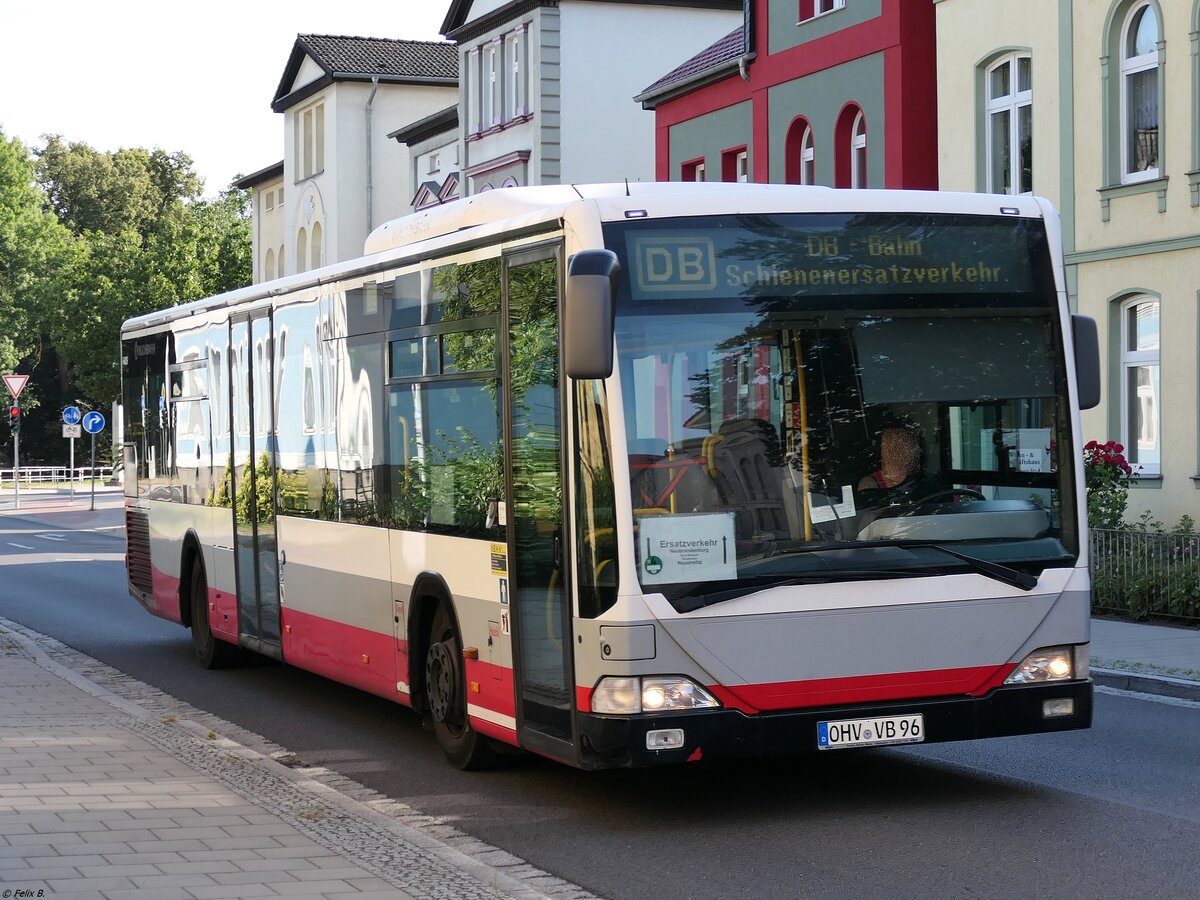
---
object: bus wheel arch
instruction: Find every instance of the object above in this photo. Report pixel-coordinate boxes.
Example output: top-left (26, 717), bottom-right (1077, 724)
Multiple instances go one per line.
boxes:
top-left (182, 536), bottom-right (239, 669)
top-left (178, 531), bottom-right (205, 629)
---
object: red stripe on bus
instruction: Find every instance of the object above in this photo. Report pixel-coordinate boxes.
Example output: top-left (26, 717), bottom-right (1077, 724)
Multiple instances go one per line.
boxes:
top-left (149, 566), bottom-right (183, 624)
top-left (575, 664), bottom-right (1016, 714)
top-left (281, 608), bottom-right (519, 724)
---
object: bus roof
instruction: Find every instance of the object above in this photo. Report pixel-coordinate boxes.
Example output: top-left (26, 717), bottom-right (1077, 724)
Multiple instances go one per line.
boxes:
top-left (122, 183), bottom-right (1054, 335)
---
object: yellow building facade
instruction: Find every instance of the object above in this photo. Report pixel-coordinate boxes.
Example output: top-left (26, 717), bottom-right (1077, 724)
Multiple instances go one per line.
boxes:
top-left (936, 0), bottom-right (1200, 527)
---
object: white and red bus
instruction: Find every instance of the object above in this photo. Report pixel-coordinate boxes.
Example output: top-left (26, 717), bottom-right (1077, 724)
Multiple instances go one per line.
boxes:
top-left (121, 183), bottom-right (1100, 769)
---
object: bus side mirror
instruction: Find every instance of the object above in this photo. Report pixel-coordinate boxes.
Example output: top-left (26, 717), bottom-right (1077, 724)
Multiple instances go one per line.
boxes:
top-left (564, 249), bottom-right (620, 379)
top-left (1072, 314), bottom-right (1101, 410)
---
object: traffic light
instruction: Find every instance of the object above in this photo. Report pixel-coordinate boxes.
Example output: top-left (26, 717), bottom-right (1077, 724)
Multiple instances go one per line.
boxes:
top-left (7, 406), bottom-right (18, 434)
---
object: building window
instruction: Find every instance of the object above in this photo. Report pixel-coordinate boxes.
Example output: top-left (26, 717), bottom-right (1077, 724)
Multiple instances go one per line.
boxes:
top-left (985, 53), bottom-right (1033, 194)
top-left (278, 186), bottom-right (284, 205)
top-left (310, 222), bottom-right (323, 270)
top-left (786, 118), bottom-right (816, 185)
top-left (722, 146), bottom-right (749, 183)
top-left (851, 111), bottom-right (867, 188)
top-left (278, 245), bottom-right (285, 277)
top-left (1120, 3), bottom-right (1159, 181)
top-left (682, 158), bottom-right (706, 182)
top-left (483, 42), bottom-right (499, 129)
top-left (1120, 296), bottom-right (1160, 473)
top-left (264, 190), bottom-right (274, 211)
top-left (468, 48), bottom-right (482, 134)
top-left (296, 227), bottom-right (308, 274)
top-left (799, 0), bottom-right (844, 21)
top-left (295, 101), bottom-right (325, 181)
top-left (265, 248), bottom-right (276, 282)
top-left (428, 152), bottom-right (440, 175)
top-left (800, 126), bottom-right (815, 185)
top-left (505, 31), bottom-right (523, 120)
top-left (834, 104), bottom-right (866, 188)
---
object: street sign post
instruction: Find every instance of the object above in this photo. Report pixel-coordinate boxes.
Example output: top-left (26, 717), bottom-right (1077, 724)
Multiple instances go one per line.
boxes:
top-left (2, 374), bottom-right (28, 399)
top-left (82, 411), bottom-right (106, 511)
top-left (63, 407), bottom-right (82, 497)
top-left (3, 375), bottom-right (27, 510)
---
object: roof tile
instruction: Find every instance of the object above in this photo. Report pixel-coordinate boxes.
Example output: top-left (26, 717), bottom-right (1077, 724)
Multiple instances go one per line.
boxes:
top-left (298, 34), bottom-right (458, 80)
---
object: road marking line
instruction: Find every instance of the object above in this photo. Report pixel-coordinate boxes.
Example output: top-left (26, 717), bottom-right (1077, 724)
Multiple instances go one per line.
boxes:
top-left (7, 543), bottom-right (35, 550)
top-left (1095, 684), bottom-right (1200, 709)
top-left (37, 534), bottom-right (67, 541)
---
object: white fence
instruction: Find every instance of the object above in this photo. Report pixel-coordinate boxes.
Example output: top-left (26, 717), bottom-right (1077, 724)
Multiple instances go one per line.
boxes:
top-left (0, 466), bottom-right (115, 488)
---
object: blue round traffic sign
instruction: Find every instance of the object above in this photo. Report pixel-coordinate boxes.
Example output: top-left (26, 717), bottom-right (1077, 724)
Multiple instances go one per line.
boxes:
top-left (81, 411), bottom-right (106, 434)
top-left (62, 406), bottom-right (81, 426)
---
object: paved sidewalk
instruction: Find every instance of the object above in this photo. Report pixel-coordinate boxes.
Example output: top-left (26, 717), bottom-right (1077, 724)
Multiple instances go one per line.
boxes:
top-left (0, 624), bottom-right (591, 900)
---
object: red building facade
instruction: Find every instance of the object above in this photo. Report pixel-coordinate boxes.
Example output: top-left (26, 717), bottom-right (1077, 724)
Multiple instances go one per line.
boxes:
top-left (636, 0), bottom-right (938, 189)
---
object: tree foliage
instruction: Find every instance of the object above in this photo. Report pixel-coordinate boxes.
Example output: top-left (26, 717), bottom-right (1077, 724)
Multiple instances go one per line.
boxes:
top-left (0, 129), bottom-right (73, 385)
top-left (0, 130), bottom-right (251, 463)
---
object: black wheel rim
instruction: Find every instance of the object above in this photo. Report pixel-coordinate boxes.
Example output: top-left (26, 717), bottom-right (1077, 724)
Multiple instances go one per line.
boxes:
top-left (426, 640), bottom-right (459, 724)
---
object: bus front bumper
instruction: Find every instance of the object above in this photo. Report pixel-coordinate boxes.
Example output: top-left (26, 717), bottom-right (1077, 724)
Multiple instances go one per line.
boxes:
top-left (576, 680), bottom-right (1093, 769)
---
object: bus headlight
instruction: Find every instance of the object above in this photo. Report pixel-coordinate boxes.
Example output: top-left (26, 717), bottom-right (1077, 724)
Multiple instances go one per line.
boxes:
top-left (592, 676), bottom-right (719, 714)
top-left (1004, 647), bottom-right (1074, 684)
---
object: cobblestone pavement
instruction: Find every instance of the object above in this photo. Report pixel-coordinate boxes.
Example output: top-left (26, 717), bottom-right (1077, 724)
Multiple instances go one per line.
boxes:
top-left (0, 618), bottom-right (602, 900)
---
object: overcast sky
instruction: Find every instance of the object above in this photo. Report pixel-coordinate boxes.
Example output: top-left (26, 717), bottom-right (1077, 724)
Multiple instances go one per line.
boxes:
top-left (1, 1), bottom-right (450, 196)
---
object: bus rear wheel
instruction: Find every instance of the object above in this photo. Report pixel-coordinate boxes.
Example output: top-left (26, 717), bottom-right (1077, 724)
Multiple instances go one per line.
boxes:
top-left (425, 603), bottom-right (495, 770)
top-left (189, 561), bottom-right (240, 669)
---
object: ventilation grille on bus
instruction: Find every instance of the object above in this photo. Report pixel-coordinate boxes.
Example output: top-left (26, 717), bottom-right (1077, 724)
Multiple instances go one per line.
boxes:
top-left (125, 509), bottom-right (153, 596)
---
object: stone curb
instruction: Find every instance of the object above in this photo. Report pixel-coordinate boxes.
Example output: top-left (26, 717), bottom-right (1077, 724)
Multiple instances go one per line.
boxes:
top-left (0, 618), bottom-right (600, 900)
top-left (1091, 666), bottom-right (1200, 702)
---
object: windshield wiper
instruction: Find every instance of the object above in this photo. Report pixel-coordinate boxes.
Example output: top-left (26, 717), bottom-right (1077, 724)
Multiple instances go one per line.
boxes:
top-left (763, 539), bottom-right (1038, 591)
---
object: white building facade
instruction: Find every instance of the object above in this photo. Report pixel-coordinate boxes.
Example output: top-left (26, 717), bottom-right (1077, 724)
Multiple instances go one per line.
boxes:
top-left (441, 0), bottom-right (743, 193)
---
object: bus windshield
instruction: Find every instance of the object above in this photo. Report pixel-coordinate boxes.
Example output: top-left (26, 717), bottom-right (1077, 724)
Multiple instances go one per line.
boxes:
top-left (603, 212), bottom-right (1078, 607)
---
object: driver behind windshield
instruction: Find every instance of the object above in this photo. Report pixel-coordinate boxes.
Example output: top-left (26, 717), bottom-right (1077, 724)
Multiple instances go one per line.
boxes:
top-left (857, 423), bottom-right (924, 499)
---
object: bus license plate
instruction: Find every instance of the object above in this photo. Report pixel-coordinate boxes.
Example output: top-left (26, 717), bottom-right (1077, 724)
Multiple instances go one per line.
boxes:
top-left (817, 713), bottom-right (924, 750)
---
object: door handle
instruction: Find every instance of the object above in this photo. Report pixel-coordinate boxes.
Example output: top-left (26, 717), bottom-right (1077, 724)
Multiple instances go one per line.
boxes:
top-left (553, 532), bottom-right (562, 568)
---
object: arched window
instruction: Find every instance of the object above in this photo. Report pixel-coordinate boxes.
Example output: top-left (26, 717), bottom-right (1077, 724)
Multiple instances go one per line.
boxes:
top-left (278, 245), bottom-right (285, 278)
top-left (851, 111), bottom-right (868, 189)
top-left (835, 104), bottom-right (866, 188)
top-left (264, 248), bottom-right (276, 282)
top-left (1120, 295), bottom-right (1160, 473)
top-left (985, 53), bottom-right (1033, 194)
top-left (801, 126), bottom-right (815, 185)
top-left (1120, 3), bottom-right (1159, 180)
top-left (784, 117), bottom-right (815, 185)
top-left (296, 227), bottom-right (308, 274)
top-left (310, 222), bottom-right (323, 270)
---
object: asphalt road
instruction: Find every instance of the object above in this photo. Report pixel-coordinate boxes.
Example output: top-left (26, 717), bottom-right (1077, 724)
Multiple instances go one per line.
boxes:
top-left (1, 514), bottom-right (1198, 899)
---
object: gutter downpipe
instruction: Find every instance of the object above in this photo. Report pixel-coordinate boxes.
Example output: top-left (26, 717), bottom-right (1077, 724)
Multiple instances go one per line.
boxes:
top-left (366, 75), bottom-right (380, 231)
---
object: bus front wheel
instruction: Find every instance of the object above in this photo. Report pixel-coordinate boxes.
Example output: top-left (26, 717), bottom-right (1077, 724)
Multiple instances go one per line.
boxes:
top-left (425, 603), bottom-right (494, 770)
top-left (189, 562), bottom-right (239, 669)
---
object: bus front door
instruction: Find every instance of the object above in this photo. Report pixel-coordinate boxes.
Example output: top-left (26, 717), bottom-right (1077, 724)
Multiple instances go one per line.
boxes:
top-left (505, 252), bottom-right (576, 761)
top-left (228, 312), bottom-right (283, 660)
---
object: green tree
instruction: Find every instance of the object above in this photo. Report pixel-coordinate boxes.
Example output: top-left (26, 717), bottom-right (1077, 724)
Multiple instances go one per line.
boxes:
top-left (0, 129), bottom-right (74, 381)
top-left (33, 137), bottom-right (251, 405)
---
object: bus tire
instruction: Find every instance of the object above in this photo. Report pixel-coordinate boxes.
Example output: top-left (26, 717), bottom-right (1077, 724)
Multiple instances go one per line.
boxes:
top-left (189, 562), bottom-right (239, 670)
top-left (425, 603), bottom-right (495, 770)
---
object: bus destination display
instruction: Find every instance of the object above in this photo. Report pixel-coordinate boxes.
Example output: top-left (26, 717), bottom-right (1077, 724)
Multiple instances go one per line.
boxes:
top-left (624, 217), bottom-right (1042, 301)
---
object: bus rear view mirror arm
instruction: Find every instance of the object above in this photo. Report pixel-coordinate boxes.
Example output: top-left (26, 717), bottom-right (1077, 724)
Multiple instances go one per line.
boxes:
top-left (565, 249), bottom-right (620, 379)
top-left (1072, 314), bottom-right (1100, 410)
